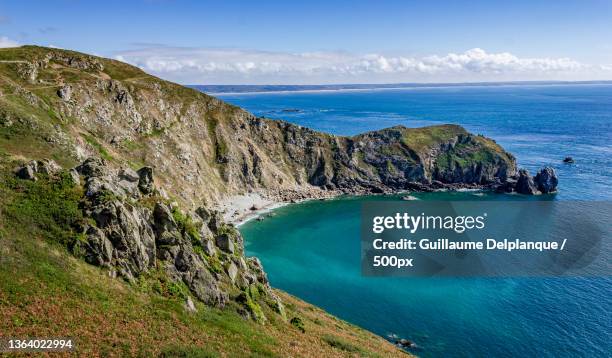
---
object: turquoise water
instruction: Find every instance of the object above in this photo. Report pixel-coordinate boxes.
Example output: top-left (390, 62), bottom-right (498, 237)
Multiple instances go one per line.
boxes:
top-left (220, 85), bottom-right (612, 357)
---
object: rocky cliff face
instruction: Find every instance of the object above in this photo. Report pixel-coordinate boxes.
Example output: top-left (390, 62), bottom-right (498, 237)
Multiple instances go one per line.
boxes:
top-left (12, 157), bottom-right (282, 322)
top-left (0, 46), bottom-right (555, 320)
top-left (0, 46), bottom-right (520, 211)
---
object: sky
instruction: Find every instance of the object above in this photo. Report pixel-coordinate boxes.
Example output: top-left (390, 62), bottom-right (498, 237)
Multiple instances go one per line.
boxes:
top-left (1, 0), bottom-right (611, 84)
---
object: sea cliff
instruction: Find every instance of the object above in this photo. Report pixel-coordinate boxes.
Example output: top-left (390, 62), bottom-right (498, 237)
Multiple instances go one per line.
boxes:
top-left (0, 45), bottom-right (555, 355)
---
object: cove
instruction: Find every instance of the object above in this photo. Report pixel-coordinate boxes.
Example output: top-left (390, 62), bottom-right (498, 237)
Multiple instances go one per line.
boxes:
top-left (240, 192), bottom-right (611, 357)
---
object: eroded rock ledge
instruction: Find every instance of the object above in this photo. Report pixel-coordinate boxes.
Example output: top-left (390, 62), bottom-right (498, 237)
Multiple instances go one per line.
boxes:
top-left (14, 158), bottom-right (283, 322)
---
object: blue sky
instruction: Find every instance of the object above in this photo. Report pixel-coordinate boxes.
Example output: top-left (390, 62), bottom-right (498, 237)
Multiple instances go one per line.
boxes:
top-left (1, 0), bottom-right (611, 84)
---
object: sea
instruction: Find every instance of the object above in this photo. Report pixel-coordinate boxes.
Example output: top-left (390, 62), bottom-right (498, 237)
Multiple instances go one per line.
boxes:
top-left (211, 84), bottom-right (611, 357)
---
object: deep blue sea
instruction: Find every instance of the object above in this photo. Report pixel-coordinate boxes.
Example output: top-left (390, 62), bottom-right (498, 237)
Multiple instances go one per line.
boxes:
top-left (217, 85), bottom-right (612, 357)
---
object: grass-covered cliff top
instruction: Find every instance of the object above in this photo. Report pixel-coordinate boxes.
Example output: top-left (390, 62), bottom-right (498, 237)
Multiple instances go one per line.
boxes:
top-left (0, 152), bottom-right (407, 357)
top-left (0, 46), bottom-right (415, 356)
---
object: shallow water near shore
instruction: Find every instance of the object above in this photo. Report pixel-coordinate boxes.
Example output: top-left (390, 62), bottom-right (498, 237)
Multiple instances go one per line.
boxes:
top-left (241, 193), bottom-right (611, 357)
top-left (228, 85), bottom-right (612, 356)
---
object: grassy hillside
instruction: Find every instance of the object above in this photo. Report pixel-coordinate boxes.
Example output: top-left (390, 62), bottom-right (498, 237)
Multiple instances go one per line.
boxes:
top-left (0, 45), bottom-right (518, 357)
top-left (0, 153), bottom-right (406, 357)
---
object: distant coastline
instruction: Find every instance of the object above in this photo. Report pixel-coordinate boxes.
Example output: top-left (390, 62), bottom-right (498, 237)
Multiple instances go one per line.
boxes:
top-left (190, 80), bottom-right (612, 95)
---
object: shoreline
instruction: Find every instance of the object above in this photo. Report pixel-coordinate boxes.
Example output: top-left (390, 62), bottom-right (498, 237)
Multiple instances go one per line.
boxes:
top-left (224, 184), bottom-right (495, 227)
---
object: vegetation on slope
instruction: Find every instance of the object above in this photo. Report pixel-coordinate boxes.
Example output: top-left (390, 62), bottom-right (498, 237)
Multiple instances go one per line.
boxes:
top-left (0, 153), bottom-right (407, 357)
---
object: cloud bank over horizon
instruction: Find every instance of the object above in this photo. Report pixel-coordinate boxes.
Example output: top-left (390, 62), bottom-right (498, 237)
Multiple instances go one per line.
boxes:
top-left (0, 36), bottom-right (19, 48)
top-left (114, 46), bottom-right (612, 85)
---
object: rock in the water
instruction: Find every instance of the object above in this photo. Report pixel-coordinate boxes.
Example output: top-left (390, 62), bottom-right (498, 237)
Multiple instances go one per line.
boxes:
top-left (515, 169), bottom-right (539, 195)
top-left (563, 157), bottom-right (575, 164)
top-left (395, 338), bottom-right (416, 349)
top-left (534, 167), bottom-right (558, 194)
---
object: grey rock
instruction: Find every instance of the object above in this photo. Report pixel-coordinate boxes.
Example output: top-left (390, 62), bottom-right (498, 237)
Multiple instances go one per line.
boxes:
top-left (77, 157), bottom-right (107, 177)
top-left (37, 159), bottom-right (61, 175)
top-left (534, 167), bottom-right (558, 194)
top-left (247, 257), bottom-right (268, 285)
top-left (153, 202), bottom-right (181, 245)
top-left (57, 85), bottom-right (72, 101)
top-left (195, 206), bottom-right (212, 222)
top-left (90, 201), bottom-right (156, 280)
top-left (202, 239), bottom-right (216, 256)
top-left (119, 167), bottom-right (140, 182)
top-left (184, 296), bottom-right (197, 313)
top-left (227, 262), bottom-right (238, 283)
top-left (215, 233), bottom-right (235, 254)
top-left (136, 166), bottom-right (154, 194)
top-left (69, 168), bottom-right (80, 185)
top-left (15, 160), bottom-right (38, 181)
top-left (515, 169), bottom-right (539, 195)
top-left (82, 226), bottom-right (113, 267)
top-left (188, 267), bottom-right (227, 306)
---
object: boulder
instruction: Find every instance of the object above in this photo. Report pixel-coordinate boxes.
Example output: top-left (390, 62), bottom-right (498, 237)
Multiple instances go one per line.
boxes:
top-left (77, 157), bottom-right (107, 177)
top-left (247, 257), bottom-right (268, 285)
top-left (215, 233), bottom-right (235, 254)
top-left (202, 238), bottom-right (216, 256)
top-left (153, 202), bottom-right (181, 245)
top-left (534, 167), bottom-right (558, 194)
top-left (188, 267), bottom-right (227, 306)
top-left (90, 201), bottom-right (156, 280)
top-left (227, 262), bottom-right (238, 283)
top-left (69, 168), bottom-right (80, 185)
top-left (515, 169), bottom-right (539, 195)
top-left (82, 226), bottom-right (113, 267)
top-left (119, 167), bottom-right (140, 182)
top-left (137, 166), bottom-right (154, 194)
top-left (57, 85), bottom-right (72, 101)
top-left (184, 296), bottom-right (197, 313)
top-left (15, 160), bottom-right (38, 181)
top-left (37, 159), bottom-right (61, 175)
top-left (195, 206), bottom-right (212, 222)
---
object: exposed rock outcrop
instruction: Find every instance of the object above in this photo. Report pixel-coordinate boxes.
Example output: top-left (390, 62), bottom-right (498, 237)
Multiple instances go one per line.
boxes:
top-left (3, 46), bottom-right (560, 323)
top-left (56, 157), bottom-right (281, 317)
top-left (0, 46), bottom-right (525, 209)
top-left (14, 159), bottom-right (62, 181)
top-left (494, 167), bottom-right (558, 195)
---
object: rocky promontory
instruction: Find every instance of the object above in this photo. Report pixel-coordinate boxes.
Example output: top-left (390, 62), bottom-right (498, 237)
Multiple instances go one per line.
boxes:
top-left (0, 45), bottom-right (557, 324)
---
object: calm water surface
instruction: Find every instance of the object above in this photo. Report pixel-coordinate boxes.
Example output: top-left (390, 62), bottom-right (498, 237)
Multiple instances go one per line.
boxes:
top-left (219, 85), bottom-right (612, 357)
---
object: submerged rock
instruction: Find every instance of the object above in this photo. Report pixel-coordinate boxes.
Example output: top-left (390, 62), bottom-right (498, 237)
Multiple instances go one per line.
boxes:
top-left (563, 157), bottom-right (575, 164)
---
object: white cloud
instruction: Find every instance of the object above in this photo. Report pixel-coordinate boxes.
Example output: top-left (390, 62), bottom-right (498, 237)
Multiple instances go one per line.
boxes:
top-left (0, 36), bottom-right (19, 48)
top-left (112, 46), bottom-right (611, 84)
